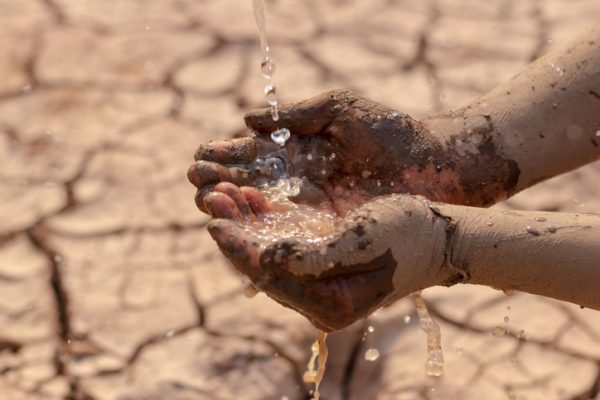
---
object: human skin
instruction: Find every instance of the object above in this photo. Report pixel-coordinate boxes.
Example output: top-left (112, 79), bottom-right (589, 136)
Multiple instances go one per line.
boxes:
top-left (188, 26), bottom-right (600, 331)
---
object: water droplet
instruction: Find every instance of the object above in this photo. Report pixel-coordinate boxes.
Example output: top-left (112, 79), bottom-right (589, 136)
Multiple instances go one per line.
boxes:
top-left (504, 315), bottom-right (509, 323)
top-left (261, 57), bottom-right (276, 79)
top-left (547, 225), bottom-right (557, 233)
top-left (284, 177), bottom-right (302, 197)
top-left (271, 128), bottom-right (290, 146)
top-left (330, 153), bottom-right (336, 159)
top-left (404, 315), bottom-right (411, 324)
top-left (596, 130), bottom-right (600, 136)
top-left (53, 254), bottom-right (63, 263)
top-left (367, 326), bottom-right (375, 333)
top-left (244, 283), bottom-right (259, 298)
top-left (534, 217), bottom-right (546, 222)
top-left (503, 289), bottom-right (516, 296)
top-left (364, 348), bottom-right (380, 361)
top-left (307, 153), bottom-right (313, 161)
top-left (165, 330), bottom-right (175, 338)
top-left (22, 83), bottom-right (32, 93)
top-left (271, 105), bottom-right (279, 121)
top-left (281, 396), bottom-right (289, 400)
top-left (390, 181), bottom-right (395, 187)
top-left (487, 221), bottom-right (493, 227)
top-left (526, 226), bottom-right (540, 236)
top-left (491, 326), bottom-right (506, 337)
top-left (265, 85), bottom-right (278, 106)
top-left (362, 170), bottom-right (371, 178)
top-left (376, 180), bottom-right (382, 187)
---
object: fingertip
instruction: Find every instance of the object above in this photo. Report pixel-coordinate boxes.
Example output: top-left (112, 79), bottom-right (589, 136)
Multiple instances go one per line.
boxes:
top-left (207, 219), bottom-right (264, 281)
top-left (204, 192), bottom-right (244, 221)
top-left (195, 186), bottom-right (214, 213)
top-left (215, 182), bottom-right (256, 220)
top-left (194, 137), bottom-right (257, 164)
top-left (240, 186), bottom-right (272, 214)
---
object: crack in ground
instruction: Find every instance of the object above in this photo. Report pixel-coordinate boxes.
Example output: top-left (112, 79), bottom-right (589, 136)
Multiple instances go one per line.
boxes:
top-left (25, 223), bottom-right (96, 399)
top-left (401, 0), bottom-right (441, 112)
top-left (427, 301), bottom-right (600, 363)
top-left (39, 0), bottom-right (67, 25)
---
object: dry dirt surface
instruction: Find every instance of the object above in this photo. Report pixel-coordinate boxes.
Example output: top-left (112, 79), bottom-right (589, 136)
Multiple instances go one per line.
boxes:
top-left (1, 0), bottom-right (600, 399)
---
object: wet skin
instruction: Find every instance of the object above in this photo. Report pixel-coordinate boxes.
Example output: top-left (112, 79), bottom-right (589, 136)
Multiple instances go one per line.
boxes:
top-left (188, 90), bottom-right (519, 331)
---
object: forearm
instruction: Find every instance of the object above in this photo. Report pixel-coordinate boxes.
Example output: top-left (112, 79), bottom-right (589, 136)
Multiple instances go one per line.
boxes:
top-left (424, 26), bottom-right (600, 196)
top-left (434, 203), bottom-right (600, 310)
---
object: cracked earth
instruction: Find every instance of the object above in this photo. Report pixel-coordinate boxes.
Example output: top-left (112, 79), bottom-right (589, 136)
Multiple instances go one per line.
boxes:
top-left (1, 0), bottom-right (600, 399)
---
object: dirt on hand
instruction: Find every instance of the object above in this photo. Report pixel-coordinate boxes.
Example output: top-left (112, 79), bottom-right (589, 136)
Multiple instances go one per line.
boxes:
top-left (1, 1), bottom-right (600, 399)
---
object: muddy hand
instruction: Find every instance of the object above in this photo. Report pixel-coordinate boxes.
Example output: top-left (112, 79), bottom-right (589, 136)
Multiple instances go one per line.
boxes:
top-left (245, 89), bottom-right (517, 209)
top-left (205, 193), bottom-right (453, 332)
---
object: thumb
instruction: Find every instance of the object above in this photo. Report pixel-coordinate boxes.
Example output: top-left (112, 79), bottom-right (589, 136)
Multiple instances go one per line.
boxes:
top-left (244, 89), bottom-right (354, 136)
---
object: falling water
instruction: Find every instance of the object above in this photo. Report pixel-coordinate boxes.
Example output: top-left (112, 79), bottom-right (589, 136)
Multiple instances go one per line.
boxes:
top-left (411, 291), bottom-right (444, 377)
top-left (253, 0), bottom-right (283, 124)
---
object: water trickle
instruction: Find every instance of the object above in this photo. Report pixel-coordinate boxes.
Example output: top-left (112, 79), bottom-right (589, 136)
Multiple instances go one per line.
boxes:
top-left (364, 348), bottom-right (380, 362)
top-left (412, 291), bottom-right (444, 377)
top-left (271, 128), bottom-right (290, 146)
top-left (253, 0), bottom-right (282, 129)
top-left (261, 57), bottom-right (276, 79)
top-left (526, 226), bottom-right (540, 236)
top-left (304, 331), bottom-right (328, 400)
top-left (534, 216), bottom-right (546, 222)
top-left (547, 225), bottom-right (557, 233)
top-left (265, 85), bottom-right (278, 106)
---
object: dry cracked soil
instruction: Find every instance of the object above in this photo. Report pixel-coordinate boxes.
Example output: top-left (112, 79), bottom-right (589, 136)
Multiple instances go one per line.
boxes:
top-left (1, 0), bottom-right (600, 399)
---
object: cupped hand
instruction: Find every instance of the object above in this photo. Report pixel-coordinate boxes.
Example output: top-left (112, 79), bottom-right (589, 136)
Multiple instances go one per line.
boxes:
top-left (201, 186), bottom-right (449, 332)
top-left (187, 89), bottom-right (517, 330)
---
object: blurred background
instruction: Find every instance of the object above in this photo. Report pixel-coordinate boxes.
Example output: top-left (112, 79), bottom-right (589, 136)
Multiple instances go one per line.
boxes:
top-left (1, 0), bottom-right (600, 399)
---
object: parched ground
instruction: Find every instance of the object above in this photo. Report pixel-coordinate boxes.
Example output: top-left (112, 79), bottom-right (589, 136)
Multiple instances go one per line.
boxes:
top-left (1, 0), bottom-right (600, 399)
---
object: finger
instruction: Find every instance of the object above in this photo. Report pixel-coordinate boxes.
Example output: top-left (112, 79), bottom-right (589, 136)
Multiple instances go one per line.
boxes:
top-left (204, 192), bottom-right (243, 221)
top-left (187, 160), bottom-right (254, 188)
top-left (240, 186), bottom-right (272, 214)
top-left (194, 137), bottom-right (255, 163)
top-left (207, 219), bottom-right (264, 282)
top-left (244, 90), bottom-right (353, 136)
top-left (194, 137), bottom-right (281, 163)
top-left (214, 182), bottom-right (256, 220)
top-left (194, 185), bottom-right (214, 213)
